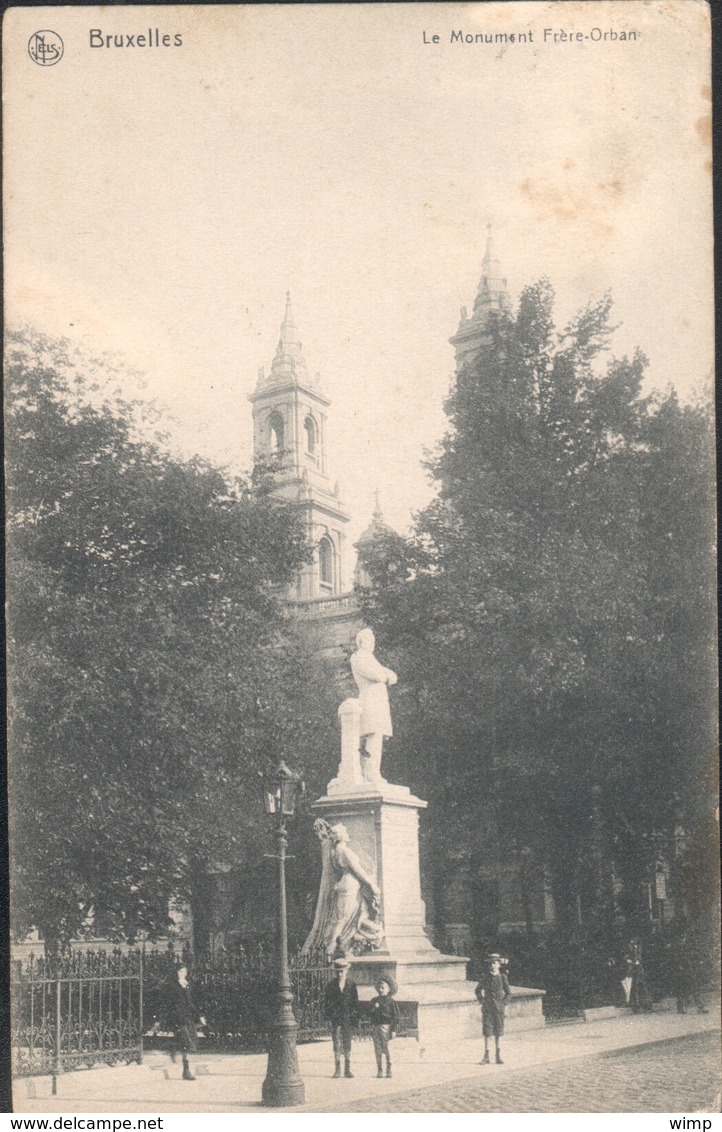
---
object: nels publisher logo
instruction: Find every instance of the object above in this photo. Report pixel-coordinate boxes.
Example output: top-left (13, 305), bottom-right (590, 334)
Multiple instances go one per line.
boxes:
top-left (28, 30), bottom-right (64, 66)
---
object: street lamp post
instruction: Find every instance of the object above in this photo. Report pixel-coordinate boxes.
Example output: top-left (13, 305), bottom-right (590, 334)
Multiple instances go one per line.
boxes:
top-left (262, 761), bottom-right (305, 1108)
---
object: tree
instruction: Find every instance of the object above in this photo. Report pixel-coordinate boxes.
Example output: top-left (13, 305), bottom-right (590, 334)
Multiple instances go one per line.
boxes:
top-left (6, 327), bottom-right (334, 951)
top-left (357, 282), bottom-right (716, 955)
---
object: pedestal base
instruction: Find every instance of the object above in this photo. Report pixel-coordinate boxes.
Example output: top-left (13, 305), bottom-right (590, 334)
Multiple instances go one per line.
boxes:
top-left (349, 953), bottom-right (545, 1042)
top-left (313, 781), bottom-right (432, 955)
top-left (312, 782), bottom-right (546, 1041)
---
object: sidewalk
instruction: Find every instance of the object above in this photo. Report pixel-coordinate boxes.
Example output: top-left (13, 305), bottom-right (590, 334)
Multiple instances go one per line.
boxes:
top-left (13, 1006), bottom-right (720, 1113)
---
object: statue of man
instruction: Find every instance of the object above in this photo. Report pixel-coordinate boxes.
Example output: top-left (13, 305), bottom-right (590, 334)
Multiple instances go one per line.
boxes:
top-left (350, 628), bottom-right (397, 783)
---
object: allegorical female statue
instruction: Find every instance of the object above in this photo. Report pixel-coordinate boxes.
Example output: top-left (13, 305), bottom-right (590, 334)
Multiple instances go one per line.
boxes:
top-left (302, 819), bottom-right (384, 956)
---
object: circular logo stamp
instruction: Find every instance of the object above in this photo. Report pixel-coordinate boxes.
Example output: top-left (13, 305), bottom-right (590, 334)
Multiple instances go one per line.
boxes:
top-left (28, 30), bottom-right (64, 66)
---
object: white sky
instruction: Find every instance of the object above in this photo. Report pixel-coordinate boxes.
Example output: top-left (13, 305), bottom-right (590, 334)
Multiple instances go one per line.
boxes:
top-left (4, 2), bottom-right (713, 547)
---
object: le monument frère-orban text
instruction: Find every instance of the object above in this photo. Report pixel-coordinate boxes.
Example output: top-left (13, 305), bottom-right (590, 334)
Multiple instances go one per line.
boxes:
top-left (422, 26), bottom-right (639, 45)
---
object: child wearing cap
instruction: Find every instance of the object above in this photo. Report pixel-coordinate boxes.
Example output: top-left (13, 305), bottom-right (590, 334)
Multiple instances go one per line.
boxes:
top-left (475, 954), bottom-right (511, 1065)
top-left (369, 975), bottom-right (399, 1078)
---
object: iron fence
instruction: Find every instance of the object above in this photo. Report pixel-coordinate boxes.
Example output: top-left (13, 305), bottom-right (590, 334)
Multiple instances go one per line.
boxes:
top-left (142, 941), bottom-right (337, 1051)
top-left (142, 943), bottom-right (418, 1048)
top-left (12, 941), bottom-right (418, 1079)
top-left (11, 950), bottom-right (143, 1087)
top-left (141, 942), bottom-right (419, 1047)
top-left (291, 946), bottom-right (337, 1041)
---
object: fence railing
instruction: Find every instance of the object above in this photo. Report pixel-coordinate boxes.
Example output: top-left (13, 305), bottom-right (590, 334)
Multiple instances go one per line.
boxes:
top-left (11, 950), bottom-right (143, 1088)
top-left (12, 942), bottom-right (418, 1080)
top-left (141, 941), bottom-right (336, 1049)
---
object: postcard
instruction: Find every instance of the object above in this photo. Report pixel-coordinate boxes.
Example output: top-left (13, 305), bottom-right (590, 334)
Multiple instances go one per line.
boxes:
top-left (4, 1), bottom-right (718, 1117)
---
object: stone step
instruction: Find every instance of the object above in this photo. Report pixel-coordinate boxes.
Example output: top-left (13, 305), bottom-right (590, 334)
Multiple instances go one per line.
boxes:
top-left (402, 982), bottom-right (542, 1005)
top-left (414, 985), bottom-right (547, 1043)
top-left (350, 950), bottom-right (470, 989)
top-left (355, 977), bottom-right (548, 1044)
top-left (415, 998), bottom-right (481, 1042)
top-left (405, 983), bottom-right (478, 1006)
top-left (351, 947), bottom-right (467, 964)
top-left (395, 960), bottom-right (471, 986)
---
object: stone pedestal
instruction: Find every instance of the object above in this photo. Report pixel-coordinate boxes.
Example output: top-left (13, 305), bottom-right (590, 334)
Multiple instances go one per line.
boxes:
top-left (313, 695), bottom-right (545, 1041)
top-left (313, 780), bottom-right (433, 957)
top-left (312, 780), bottom-right (546, 1041)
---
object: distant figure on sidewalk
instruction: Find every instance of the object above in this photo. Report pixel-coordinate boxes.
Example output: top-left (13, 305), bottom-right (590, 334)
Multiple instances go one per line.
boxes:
top-left (165, 961), bottom-right (205, 1080)
top-left (607, 953), bottom-right (631, 1005)
top-left (626, 939), bottom-right (652, 1013)
top-left (324, 956), bottom-right (360, 1078)
top-left (369, 975), bottom-right (400, 1078)
top-left (618, 953), bottom-right (634, 1005)
top-left (670, 928), bottom-right (709, 1015)
top-left (475, 953), bottom-right (511, 1065)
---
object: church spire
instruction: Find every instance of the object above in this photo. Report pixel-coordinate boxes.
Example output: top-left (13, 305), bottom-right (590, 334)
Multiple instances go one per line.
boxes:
top-left (449, 222), bottom-right (511, 371)
top-left (354, 492), bottom-right (397, 587)
top-left (482, 222), bottom-right (499, 277)
top-left (356, 491), bottom-right (395, 547)
top-left (270, 290), bottom-right (308, 380)
top-left (473, 222), bottom-right (509, 316)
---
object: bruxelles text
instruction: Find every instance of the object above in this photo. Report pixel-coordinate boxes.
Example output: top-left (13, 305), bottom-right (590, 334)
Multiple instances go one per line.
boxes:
top-left (89, 29), bottom-right (183, 48)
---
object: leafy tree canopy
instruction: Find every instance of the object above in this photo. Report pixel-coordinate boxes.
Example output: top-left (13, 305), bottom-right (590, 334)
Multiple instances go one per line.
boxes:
top-left (357, 282), bottom-right (715, 929)
top-left (7, 327), bottom-right (332, 950)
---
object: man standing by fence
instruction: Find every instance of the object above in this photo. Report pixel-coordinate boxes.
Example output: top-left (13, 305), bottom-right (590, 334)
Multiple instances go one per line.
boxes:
top-left (323, 957), bottom-right (359, 1078)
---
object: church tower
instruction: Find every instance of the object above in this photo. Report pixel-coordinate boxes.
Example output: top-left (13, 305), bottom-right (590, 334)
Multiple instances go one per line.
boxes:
top-left (353, 492), bottom-right (397, 590)
top-left (250, 293), bottom-right (350, 604)
top-left (449, 223), bottom-right (511, 372)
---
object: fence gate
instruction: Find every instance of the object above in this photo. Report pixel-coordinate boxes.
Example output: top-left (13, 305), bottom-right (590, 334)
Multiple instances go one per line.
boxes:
top-left (11, 950), bottom-right (143, 1086)
top-left (291, 948), bottom-right (335, 1041)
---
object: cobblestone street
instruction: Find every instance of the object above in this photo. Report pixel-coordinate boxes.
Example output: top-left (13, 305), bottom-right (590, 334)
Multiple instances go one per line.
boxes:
top-left (329, 1032), bottom-right (721, 1113)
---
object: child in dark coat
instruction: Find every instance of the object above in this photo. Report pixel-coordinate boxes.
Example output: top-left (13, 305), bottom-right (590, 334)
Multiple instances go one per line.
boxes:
top-left (165, 961), bottom-right (205, 1080)
top-left (369, 976), bottom-right (400, 1078)
top-left (475, 953), bottom-right (511, 1065)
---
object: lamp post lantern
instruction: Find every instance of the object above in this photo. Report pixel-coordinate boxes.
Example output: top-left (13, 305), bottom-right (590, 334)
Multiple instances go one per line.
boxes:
top-left (262, 761), bottom-right (305, 1108)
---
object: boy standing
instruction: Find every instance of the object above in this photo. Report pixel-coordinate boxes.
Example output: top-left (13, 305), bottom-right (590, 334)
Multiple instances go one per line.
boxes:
top-left (475, 953), bottom-right (511, 1065)
top-left (324, 956), bottom-right (359, 1078)
top-left (369, 976), bottom-right (400, 1078)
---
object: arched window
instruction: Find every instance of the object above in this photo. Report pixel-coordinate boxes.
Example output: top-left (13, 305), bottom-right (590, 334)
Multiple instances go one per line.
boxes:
top-left (304, 415), bottom-right (317, 456)
top-left (318, 536), bottom-right (334, 589)
top-left (269, 412), bottom-right (284, 453)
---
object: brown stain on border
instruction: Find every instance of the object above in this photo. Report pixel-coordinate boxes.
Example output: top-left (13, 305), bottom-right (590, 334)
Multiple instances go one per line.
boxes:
top-left (520, 172), bottom-right (625, 237)
top-left (695, 115), bottom-right (712, 148)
